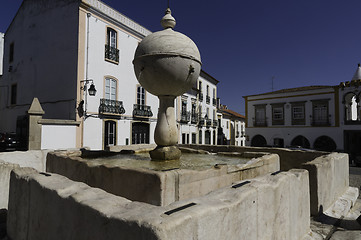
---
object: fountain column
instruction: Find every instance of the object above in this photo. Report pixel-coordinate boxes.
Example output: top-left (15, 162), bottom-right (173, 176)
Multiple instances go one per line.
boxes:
top-left (133, 8), bottom-right (201, 160)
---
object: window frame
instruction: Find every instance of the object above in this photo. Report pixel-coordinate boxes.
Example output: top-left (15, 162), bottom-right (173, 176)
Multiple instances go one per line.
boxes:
top-left (137, 85), bottom-right (146, 105)
top-left (104, 77), bottom-right (117, 101)
top-left (254, 104), bottom-right (267, 126)
top-left (291, 101), bottom-right (306, 125)
top-left (271, 103), bottom-right (285, 125)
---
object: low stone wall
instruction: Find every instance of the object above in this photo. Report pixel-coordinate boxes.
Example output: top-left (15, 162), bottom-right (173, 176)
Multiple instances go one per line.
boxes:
top-left (7, 167), bottom-right (311, 240)
top-left (301, 152), bottom-right (350, 216)
top-left (0, 150), bottom-right (50, 172)
top-left (179, 144), bottom-right (326, 171)
top-left (0, 160), bottom-right (19, 209)
top-left (180, 145), bottom-right (352, 217)
top-left (46, 150), bottom-right (280, 206)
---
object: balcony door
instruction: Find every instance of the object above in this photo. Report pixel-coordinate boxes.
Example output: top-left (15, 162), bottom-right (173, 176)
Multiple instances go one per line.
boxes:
top-left (104, 120), bottom-right (116, 148)
top-left (132, 122), bottom-right (149, 144)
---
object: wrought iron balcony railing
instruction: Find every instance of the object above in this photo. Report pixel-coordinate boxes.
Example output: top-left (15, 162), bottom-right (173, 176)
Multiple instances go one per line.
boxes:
top-left (206, 119), bottom-right (212, 127)
top-left (105, 44), bottom-right (119, 63)
top-left (191, 112), bottom-right (198, 124)
top-left (206, 96), bottom-right (210, 104)
top-left (99, 99), bottom-right (125, 115)
top-left (198, 117), bottom-right (205, 126)
top-left (133, 104), bottom-right (153, 118)
top-left (253, 119), bottom-right (267, 127)
top-left (213, 120), bottom-right (218, 127)
top-left (180, 111), bottom-right (190, 123)
top-left (310, 114), bottom-right (331, 126)
top-left (212, 98), bottom-right (217, 106)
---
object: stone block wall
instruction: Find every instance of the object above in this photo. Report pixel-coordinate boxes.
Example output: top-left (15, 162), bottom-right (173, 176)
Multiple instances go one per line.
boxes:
top-left (302, 152), bottom-right (350, 215)
top-left (0, 160), bottom-right (19, 209)
top-left (46, 151), bottom-right (279, 206)
top-left (7, 167), bottom-right (311, 240)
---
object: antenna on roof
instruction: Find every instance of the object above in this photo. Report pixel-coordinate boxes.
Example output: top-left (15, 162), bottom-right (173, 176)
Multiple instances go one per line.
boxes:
top-left (271, 76), bottom-right (275, 92)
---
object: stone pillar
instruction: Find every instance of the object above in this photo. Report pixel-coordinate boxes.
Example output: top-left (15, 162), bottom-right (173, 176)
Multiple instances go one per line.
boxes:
top-left (27, 98), bottom-right (44, 150)
top-left (150, 96), bottom-right (181, 160)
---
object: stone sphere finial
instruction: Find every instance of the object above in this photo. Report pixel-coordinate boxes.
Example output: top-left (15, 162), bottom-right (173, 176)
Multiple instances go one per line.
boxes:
top-left (161, 8), bottom-right (176, 29)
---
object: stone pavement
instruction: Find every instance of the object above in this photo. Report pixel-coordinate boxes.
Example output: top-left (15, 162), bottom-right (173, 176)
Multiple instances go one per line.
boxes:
top-left (310, 199), bottom-right (361, 240)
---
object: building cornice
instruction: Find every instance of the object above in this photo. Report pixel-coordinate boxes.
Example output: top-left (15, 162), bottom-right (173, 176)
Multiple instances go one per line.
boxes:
top-left (81, 0), bottom-right (152, 39)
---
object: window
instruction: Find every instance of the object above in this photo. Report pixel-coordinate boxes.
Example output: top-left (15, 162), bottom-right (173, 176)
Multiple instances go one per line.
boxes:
top-left (105, 78), bottom-right (117, 100)
top-left (254, 104), bottom-right (266, 126)
top-left (137, 86), bottom-right (145, 105)
top-left (291, 102), bottom-right (305, 125)
top-left (107, 28), bottom-right (117, 48)
top-left (105, 27), bottom-right (119, 63)
top-left (271, 103), bottom-right (284, 125)
top-left (206, 85), bottom-right (210, 103)
top-left (312, 100), bottom-right (329, 126)
top-left (10, 84), bottom-right (17, 105)
top-left (9, 42), bottom-right (14, 63)
top-left (344, 93), bottom-right (359, 122)
top-left (182, 100), bottom-right (187, 113)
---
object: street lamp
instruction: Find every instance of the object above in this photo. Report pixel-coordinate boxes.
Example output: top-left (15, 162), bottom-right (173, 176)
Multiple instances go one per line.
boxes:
top-left (81, 79), bottom-right (97, 96)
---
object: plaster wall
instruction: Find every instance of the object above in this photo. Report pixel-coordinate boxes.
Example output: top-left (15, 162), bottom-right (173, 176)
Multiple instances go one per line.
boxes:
top-left (246, 127), bottom-right (343, 150)
top-left (0, 0), bottom-right (80, 132)
top-left (245, 87), bottom-right (340, 148)
top-left (46, 150), bottom-right (279, 206)
top-left (41, 124), bottom-right (78, 150)
top-left (80, 11), bottom-right (158, 149)
top-left (0, 150), bottom-right (50, 172)
top-left (0, 160), bottom-right (19, 209)
top-left (7, 167), bottom-right (310, 240)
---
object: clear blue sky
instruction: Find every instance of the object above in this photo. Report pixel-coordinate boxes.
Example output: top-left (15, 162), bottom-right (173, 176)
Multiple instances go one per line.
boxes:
top-left (1, 0), bottom-right (360, 115)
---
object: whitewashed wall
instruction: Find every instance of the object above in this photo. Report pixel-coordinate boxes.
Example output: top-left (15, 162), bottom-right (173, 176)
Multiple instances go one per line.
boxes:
top-left (41, 125), bottom-right (77, 150)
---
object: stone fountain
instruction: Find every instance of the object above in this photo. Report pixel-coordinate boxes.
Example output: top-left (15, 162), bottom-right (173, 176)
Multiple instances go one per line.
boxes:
top-left (133, 8), bottom-right (201, 160)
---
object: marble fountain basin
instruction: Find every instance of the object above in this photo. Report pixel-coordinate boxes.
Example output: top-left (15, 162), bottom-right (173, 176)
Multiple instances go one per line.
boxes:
top-left (46, 146), bottom-right (280, 206)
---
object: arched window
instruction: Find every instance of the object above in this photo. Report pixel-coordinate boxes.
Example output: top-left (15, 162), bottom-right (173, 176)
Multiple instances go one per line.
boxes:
top-left (344, 92), bottom-right (359, 122)
top-left (291, 135), bottom-right (310, 149)
top-left (251, 135), bottom-right (267, 147)
top-left (314, 136), bottom-right (336, 152)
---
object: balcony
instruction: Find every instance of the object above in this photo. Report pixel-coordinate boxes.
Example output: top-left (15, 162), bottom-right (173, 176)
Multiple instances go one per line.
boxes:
top-left (198, 117), bottom-right (205, 126)
top-left (213, 120), bottom-right (218, 127)
top-left (212, 98), bottom-right (217, 106)
top-left (206, 96), bottom-right (210, 104)
top-left (253, 119), bottom-right (267, 127)
top-left (191, 112), bottom-right (198, 124)
top-left (105, 44), bottom-right (119, 63)
top-left (180, 111), bottom-right (190, 123)
top-left (99, 99), bottom-right (125, 115)
top-left (133, 104), bottom-right (153, 118)
top-left (206, 119), bottom-right (212, 127)
top-left (199, 93), bottom-right (203, 101)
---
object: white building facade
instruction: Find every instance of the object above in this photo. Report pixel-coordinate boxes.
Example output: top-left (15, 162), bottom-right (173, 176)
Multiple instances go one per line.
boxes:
top-left (177, 71), bottom-right (219, 145)
top-left (0, 0), bottom-right (224, 150)
top-left (244, 86), bottom-right (340, 150)
top-left (244, 64), bottom-right (361, 157)
top-left (0, 0), bottom-right (158, 150)
top-left (218, 105), bottom-right (246, 146)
